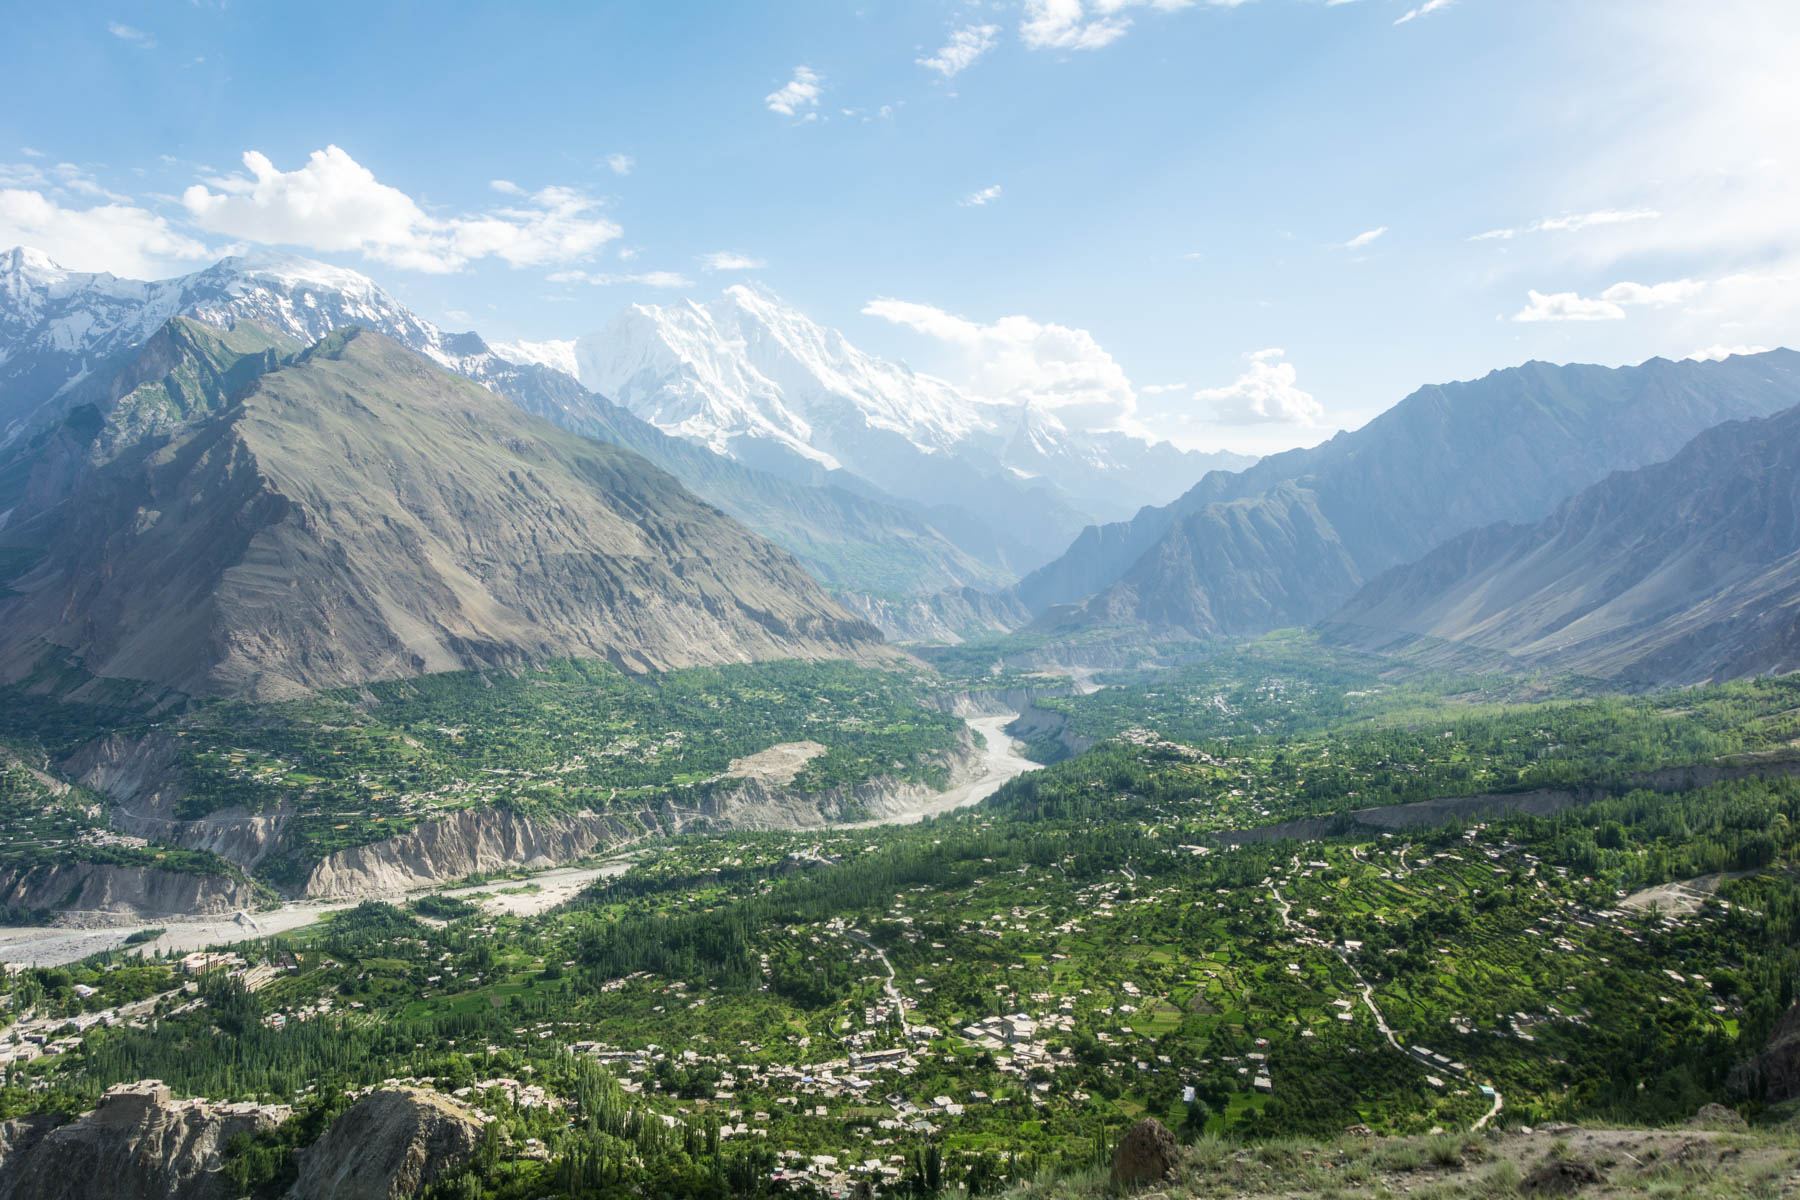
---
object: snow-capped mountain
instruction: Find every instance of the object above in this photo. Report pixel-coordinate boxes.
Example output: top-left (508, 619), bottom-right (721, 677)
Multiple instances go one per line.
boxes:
top-left (0, 248), bottom-right (1245, 580)
top-left (559, 286), bottom-right (1251, 535)
top-left (0, 247), bottom-right (1026, 616)
top-left (573, 286), bottom-right (1001, 474)
top-left (0, 246), bottom-right (503, 443)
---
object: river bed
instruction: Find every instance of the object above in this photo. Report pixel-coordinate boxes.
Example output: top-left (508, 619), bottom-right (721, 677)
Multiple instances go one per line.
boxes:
top-left (0, 714), bottom-right (1042, 966)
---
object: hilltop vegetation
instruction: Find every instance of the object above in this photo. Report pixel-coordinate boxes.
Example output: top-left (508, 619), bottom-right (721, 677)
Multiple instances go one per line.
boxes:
top-left (5, 638), bottom-right (1798, 1196)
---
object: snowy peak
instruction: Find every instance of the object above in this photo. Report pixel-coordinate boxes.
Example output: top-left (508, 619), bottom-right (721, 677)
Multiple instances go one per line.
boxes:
top-left (0, 249), bottom-right (516, 444)
top-left (568, 285), bottom-right (1251, 528)
top-left (571, 286), bottom-right (999, 484)
top-left (1, 246), bottom-right (69, 284)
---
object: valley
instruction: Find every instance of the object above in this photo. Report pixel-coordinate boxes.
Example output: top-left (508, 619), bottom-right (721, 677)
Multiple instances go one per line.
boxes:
top-left (1, 127), bottom-right (1799, 1200)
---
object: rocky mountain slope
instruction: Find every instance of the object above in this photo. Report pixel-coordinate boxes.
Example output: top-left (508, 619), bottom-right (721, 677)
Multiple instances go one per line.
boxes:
top-left (0, 247), bottom-right (1018, 626)
top-left (289, 1089), bottom-right (482, 1200)
top-left (1022, 350), bottom-right (1800, 638)
top-left (0, 326), bottom-right (881, 700)
top-left (1325, 402), bottom-right (1800, 686)
top-left (559, 285), bottom-right (1250, 570)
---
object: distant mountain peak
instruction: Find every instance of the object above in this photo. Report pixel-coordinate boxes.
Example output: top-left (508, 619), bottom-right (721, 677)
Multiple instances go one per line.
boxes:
top-left (1, 245), bottom-right (68, 279)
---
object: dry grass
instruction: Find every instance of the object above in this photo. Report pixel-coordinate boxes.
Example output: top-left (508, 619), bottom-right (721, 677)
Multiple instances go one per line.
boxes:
top-left (1000, 1123), bottom-right (1800, 1199)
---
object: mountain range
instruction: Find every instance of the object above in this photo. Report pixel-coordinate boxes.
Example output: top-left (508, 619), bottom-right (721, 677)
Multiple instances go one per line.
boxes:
top-left (0, 321), bottom-right (880, 701)
top-left (0, 248), bottom-right (1244, 641)
top-left (1326, 402), bottom-right (1800, 685)
top-left (8, 243), bottom-right (1800, 693)
top-left (508, 286), bottom-right (1251, 571)
top-left (1021, 351), bottom-right (1800, 644)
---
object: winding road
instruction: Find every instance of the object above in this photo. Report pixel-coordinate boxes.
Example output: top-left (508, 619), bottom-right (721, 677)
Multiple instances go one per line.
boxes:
top-left (845, 929), bottom-right (910, 1038)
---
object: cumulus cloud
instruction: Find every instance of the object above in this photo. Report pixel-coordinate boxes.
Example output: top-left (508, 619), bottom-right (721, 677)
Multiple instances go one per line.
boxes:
top-left (602, 153), bottom-right (633, 176)
top-left (1599, 278), bottom-right (1706, 307)
top-left (863, 297), bottom-right (1143, 432)
top-left (1343, 226), bottom-right (1387, 249)
top-left (0, 189), bottom-right (212, 277)
top-left (1470, 208), bottom-right (1660, 241)
top-left (1512, 277), bottom-right (1707, 322)
top-left (765, 67), bottom-right (822, 116)
top-left (1020, 0), bottom-right (1199, 53)
top-left (960, 184), bottom-right (1003, 207)
top-left (1512, 289), bottom-right (1626, 322)
top-left (181, 146), bottom-right (621, 274)
top-left (699, 251), bottom-right (766, 272)
top-left (1194, 349), bottom-right (1324, 426)
top-left (919, 24), bottom-right (999, 76)
top-left (1141, 382), bottom-right (1188, 394)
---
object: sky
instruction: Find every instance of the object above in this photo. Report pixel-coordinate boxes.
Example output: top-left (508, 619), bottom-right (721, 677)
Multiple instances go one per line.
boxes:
top-left (3, 0), bottom-right (1797, 457)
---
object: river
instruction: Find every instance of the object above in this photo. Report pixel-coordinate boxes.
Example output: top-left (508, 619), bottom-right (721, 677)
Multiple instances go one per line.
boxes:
top-left (0, 714), bottom-right (1042, 967)
top-left (853, 712), bottom-right (1041, 827)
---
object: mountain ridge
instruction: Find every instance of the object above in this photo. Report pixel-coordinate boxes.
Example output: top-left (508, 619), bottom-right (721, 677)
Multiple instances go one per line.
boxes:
top-left (1324, 401), bottom-right (1800, 685)
top-left (0, 326), bottom-right (884, 700)
top-left (1020, 349), bottom-right (1800, 639)
top-left (0, 247), bottom-right (1018, 619)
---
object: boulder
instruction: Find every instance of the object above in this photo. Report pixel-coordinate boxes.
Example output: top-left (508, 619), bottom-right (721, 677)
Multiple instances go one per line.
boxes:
top-left (1520, 1156), bottom-right (1604, 1195)
top-left (1111, 1116), bottom-right (1180, 1190)
top-left (0, 1080), bottom-right (287, 1200)
top-left (288, 1088), bottom-right (482, 1200)
top-left (1688, 1102), bottom-right (1747, 1130)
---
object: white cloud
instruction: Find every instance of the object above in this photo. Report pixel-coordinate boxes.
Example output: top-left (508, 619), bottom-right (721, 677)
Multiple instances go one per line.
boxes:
top-left (1141, 381), bottom-right (1188, 394)
top-left (1598, 278), bottom-right (1706, 307)
top-left (549, 268), bottom-right (692, 288)
top-left (765, 67), bottom-right (822, 116)
top-left (1512, 289), bottom-right (1627, 322)
top-left (0, 189), bottom-right (212, 277)
top-left (863, 297), bottom-right (1143, 432)
top-left (1512, 277), bottom-right (1707, 322)
top-left (602, 153), bottom-right (633, 176)
top-left (961, 184), bottom-right (1003, 207)
top-left (181, 146), bottom-right (621, 274)
top-left (1685, 344), bottom-right (1770, 361)
top-left (919, 25), bottom-right (999, 76)
top-left (0, 159), bottom-right (126, 201)
top-left (489, 179), bottom-right (524, 195)
top-left (1020, 0), bottom-right (1199, 53)
top-left (1470, 208), bottom-right (1660, 241)
top-left (1194, 348), bottom-right (1324, 425)
top-left (699, 251), bottom-right (766, 272)
top-left (1395, 0), bottom-right (1453, 24)
top-left (1343, 226), bottom-right (1387, 249)
top-left (107, 21), bottom-right (155, 47)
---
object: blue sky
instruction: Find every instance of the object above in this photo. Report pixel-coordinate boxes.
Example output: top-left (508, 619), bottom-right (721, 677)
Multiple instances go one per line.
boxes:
top-left (4, 0), bottom-right (1797, 455)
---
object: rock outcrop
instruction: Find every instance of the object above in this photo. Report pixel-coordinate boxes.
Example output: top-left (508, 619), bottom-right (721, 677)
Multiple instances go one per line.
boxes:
top-left (67, 731), bottom-right (290, 871)
top-left (0, 1080), bottom-right (287, 1200)
top-left (300, 730), bottom-right (983, 898)
top-left (1111, 1116), bottom-right (1180, 1189)
top-left (288, 1088), bottom-right (482, 1200)
top-left (0, 861), bottom-right (259, 926)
